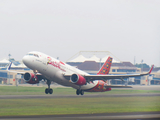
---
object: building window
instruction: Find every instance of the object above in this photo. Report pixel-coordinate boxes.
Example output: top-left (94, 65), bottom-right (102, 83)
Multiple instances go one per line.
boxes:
top-left (117, 69), bottom-right (136, 72)
top-left (7, 75), bottom-right (13, 79)
top-left (0, 72), bottom-right (7, 78)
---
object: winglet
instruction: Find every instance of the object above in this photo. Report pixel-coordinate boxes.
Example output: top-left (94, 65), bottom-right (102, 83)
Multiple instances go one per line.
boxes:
top-left (7, 62), bottom-right (12, 71)
top-left (148, 65), bottom-right (154, 74)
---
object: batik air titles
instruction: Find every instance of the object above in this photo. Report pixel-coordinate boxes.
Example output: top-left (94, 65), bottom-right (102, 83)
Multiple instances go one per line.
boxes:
top-left (21, 51), bottom-right (154, 95)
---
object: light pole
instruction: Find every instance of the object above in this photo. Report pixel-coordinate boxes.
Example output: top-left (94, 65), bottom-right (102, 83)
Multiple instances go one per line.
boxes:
top-left (140, 59), bottom-right (143, 85)
top-left (8, 53), bottom-right (11, 85)
top-left (99, 58), bottom-right (101, 69)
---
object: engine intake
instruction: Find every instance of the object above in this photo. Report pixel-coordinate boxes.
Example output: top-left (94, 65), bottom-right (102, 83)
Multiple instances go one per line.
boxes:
top-left (23, 72), bottom-right (39, 84)
top-left (71, 74), bottom-right (86, 85)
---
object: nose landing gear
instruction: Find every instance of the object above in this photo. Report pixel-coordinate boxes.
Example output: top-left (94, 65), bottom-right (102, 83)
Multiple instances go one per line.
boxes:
top-left (76, 89), bottom-right (84, 95)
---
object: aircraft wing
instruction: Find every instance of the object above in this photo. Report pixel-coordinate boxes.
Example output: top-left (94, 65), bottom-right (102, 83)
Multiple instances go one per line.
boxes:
top-left (104, 85), bottom-right (132, 88)
top-left (7, 62), bottom-right (43, 78)
top-left (84, 65), bottom-right (154, 81)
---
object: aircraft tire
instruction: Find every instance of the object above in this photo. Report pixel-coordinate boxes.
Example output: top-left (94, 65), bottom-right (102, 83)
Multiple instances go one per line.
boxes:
top-left (45, 88), bottom-right (49, 94)
top-left (76, 89), bottom-right (80, 95)
top-left (49, 89), bottom-right (53, 94)
top-left (80, 90), bottom-right (84, 95)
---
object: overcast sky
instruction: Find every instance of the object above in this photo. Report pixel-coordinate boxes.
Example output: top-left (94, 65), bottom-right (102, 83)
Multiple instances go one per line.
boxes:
top-left (0, 0), bottom-right (160, 67)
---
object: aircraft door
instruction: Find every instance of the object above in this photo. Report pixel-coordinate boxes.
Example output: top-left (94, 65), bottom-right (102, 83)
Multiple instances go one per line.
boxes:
top-left (42, 55), bottom-right (48, 72)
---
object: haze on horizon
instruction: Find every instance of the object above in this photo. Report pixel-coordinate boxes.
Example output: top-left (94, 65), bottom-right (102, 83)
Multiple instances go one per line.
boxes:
top-left (0, 0), bottom-right (160, 67)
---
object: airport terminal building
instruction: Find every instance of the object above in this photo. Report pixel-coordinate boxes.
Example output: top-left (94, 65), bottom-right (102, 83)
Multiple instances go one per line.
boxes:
top-left (0, 51), bottom-right (160, 86)
top-left (66, 51), bottom-right (160, 85)
top-left (0, 58), bottom-right (31, 85)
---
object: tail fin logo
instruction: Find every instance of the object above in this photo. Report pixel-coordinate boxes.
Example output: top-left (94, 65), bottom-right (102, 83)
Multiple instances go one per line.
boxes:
top-left (106, 64), bottom-right (109, 68)
top-left (47, 57), bottom-right (52, 65)
top-left (103, 69), bottom-right (106, 74)
top-left (110, 58), bottom-right (112, 63)
top-left (97, 57), bottom-right (113, 75)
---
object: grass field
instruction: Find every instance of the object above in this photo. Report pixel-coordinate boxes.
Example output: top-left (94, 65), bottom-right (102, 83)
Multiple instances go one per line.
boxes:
top-left (0, 97), bottom-right (160, 116)
top-left (0, 86), bottom-right (160, 95)
top-left (0, 86), bottom-right (160, 116)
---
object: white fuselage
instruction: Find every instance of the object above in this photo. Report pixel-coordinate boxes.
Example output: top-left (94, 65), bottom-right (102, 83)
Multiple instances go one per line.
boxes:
top-left (22, 51), bottom-right (98, 90)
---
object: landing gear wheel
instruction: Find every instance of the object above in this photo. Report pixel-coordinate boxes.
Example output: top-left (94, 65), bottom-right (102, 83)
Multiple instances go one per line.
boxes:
top-left (76, 89), bottom-right (84, 95)
top-left (45, 88), bottom-right (49, 94)
top-left (80, 90), bottom-right (84, 95)
top-left (45, 80), bottom-right (53, 94)
top-left (76, 89), bottom-right (80, 95)
top-left (45, 88), bottom-right (53, 94)
top-left (49, 89), bottom-right (53, 94)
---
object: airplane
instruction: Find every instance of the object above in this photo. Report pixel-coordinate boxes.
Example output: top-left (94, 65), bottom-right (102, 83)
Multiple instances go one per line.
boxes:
top-left (21, 51), bottom-right (154, 95)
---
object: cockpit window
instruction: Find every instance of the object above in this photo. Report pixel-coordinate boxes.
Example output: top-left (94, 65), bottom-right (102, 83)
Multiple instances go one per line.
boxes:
top-left (27, 53), bottom-right (39, 57)
top-left (28, 53), bottom-right (34, 56)
top-left (34, 54), bottom-right (39, 57)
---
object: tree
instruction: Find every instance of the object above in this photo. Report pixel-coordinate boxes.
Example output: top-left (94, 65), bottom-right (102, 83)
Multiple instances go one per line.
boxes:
top-left (135, 63), bottom-right (150, 68)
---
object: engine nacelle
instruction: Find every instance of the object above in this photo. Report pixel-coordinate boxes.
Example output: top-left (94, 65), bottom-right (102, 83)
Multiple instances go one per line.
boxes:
top-left (23, 72), bottom-right (39, 84)
top-left (70, 74), bottom-right (86, 85)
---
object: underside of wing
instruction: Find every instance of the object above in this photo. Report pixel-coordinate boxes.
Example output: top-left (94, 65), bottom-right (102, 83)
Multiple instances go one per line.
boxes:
top-left (84, 65), bottom-right (154, 81)
top-left (104, 85), bottom-right (132, 88)
top-left (13, 71), bottom-right (44, 80)
top-left (84, 74), bottom-right (145, 81)
top-left (63, 65), bottom-right (154, 83)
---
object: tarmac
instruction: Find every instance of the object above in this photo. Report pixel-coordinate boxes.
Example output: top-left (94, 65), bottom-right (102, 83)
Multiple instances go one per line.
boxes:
top-left (0, 111), bottom-right (160, 120)
top-left (0, 93), bottom-right (160, 99)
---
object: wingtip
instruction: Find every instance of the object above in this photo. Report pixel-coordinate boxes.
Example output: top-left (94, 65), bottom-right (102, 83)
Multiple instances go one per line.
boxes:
top-left (149, 65), bottom-right (154, 74)
top-left (7, 62), bottom-right (12, 71)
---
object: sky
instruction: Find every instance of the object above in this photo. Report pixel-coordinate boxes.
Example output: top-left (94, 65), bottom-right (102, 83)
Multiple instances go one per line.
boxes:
top-left (0, 0), bottom-right (160, 67)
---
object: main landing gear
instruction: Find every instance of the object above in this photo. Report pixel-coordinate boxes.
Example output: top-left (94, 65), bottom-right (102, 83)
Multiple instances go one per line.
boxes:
top-left (45, 80), bottom-right (53, 94)
top-left (45, 88), bottom-right (53, 94)
top-left (76, 89), bottom-right (84, 95)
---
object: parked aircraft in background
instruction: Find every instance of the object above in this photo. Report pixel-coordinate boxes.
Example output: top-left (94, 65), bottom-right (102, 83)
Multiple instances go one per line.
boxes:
top-left (21, 51), bottom-right (154, 95)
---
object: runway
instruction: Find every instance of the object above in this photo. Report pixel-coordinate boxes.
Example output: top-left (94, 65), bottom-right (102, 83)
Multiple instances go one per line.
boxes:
top-left (0, 85), bottom-right (160, 99)
top-left (116, 85), bottom-right (160, 91)
top-left (0, 93), bottom-right (160, 99)
top-left (0, 112), bottom-right (160, 120)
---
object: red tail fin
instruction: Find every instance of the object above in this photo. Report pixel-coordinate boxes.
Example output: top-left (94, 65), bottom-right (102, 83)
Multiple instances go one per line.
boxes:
top-left (97, 57), bottom-right (112, 75)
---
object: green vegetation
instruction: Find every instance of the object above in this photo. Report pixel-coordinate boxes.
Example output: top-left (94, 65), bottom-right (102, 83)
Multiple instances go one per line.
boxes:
top-left (0, 97), bottom-right (160, 116)
top-left (0, 86), bottom-right (160, 95)
top-left (135, 63), bottom-right (150, 68)
top-left (0, 86), bottom-right (160, 116)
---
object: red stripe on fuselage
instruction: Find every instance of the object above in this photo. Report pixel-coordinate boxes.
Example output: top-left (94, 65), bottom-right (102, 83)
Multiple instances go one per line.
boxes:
top-left (60, 61), bottom-right (65, 65)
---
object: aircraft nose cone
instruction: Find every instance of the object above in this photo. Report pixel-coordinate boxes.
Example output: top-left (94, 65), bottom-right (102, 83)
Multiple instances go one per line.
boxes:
top-left (22, 56), bottom-right (30, 66)
top-left (22, 55), bottom-right (35, 70)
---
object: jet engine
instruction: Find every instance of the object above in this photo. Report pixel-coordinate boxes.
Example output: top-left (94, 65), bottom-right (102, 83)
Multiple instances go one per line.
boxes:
top-left (23, 72), bottom-right (39, 84)
top-left (70, 74), bottom-right (86, 85)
